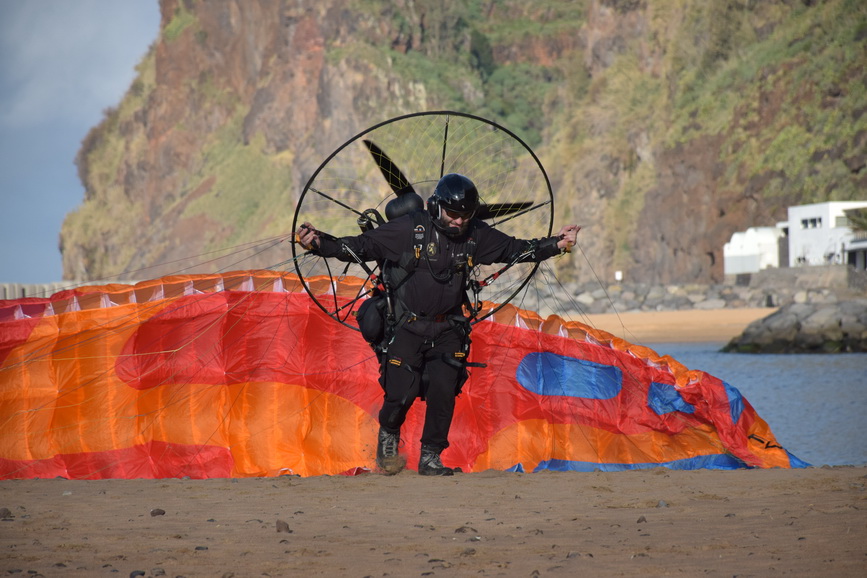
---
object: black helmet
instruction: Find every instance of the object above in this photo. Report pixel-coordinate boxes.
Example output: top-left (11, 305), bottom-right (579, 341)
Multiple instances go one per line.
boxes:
top-left (427, 173), bottom-right (479, 220)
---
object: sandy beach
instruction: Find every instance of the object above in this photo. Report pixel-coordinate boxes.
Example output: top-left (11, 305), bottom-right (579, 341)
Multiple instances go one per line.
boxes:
top-left (1, 467), bottom-right (865, 577)
top-left (2, 307), bottom-right (864, 577)
top-left (580, 307), bottom-right (778, 344)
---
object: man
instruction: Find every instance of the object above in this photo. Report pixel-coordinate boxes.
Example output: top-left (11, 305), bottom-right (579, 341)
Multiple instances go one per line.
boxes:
top-left (295, 173), bottom-right (579, 475)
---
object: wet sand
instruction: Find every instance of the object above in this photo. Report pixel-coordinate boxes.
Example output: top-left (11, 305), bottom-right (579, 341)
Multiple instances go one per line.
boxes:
top-left (3, 307), bottom-right (865, 577)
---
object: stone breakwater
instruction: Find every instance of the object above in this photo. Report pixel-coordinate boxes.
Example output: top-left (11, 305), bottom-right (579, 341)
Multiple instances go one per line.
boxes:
top-left (542, 265), bottom-right (866, 318)
top-left (722, 299), bottom-right (867, 353)
top-left (535, 281), bottom-right (850, 317)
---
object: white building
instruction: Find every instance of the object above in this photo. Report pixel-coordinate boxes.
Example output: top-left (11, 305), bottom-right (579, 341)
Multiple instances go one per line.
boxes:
top-left (787, 201), bottom-right (867, 267)
top-left (723, 227), bottom-right (785, 275)
top-left (723, 201), bottom-right (867, 275)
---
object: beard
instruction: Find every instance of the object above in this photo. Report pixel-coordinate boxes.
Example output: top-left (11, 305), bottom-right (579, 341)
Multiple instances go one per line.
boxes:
top-left (436, 219), bottom-right (468, 237)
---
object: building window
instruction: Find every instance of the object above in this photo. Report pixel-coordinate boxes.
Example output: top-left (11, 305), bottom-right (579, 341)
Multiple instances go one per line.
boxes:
top-left (801, 217), bottom-right (822, 229)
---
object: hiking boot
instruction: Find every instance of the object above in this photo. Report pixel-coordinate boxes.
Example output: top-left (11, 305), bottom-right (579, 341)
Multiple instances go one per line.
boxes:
top-left (376, 428), bottom-right (404, 474)
top-left (418, 445), bottom-right (457, 476)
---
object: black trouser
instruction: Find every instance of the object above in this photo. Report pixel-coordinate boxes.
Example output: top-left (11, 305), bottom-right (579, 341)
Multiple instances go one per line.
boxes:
top-left (378, 320), bottom-right (464, 451)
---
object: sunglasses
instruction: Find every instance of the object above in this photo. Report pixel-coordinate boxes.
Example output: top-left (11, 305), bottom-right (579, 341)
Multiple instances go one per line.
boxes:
top-left (444, 208), bottom-right (474, 220)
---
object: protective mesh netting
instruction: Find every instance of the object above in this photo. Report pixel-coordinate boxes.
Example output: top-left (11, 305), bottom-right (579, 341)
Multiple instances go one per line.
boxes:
top-left (292, 111), bottom-right (554, 327)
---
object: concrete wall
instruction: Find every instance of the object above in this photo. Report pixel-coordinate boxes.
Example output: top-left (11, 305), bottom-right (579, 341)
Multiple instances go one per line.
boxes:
top-left (747, 264), bottom-right (867, 292)
top-left (1, 283), bottom-right (67, 301)
top-left (0, 282), bottom-right (117, 301)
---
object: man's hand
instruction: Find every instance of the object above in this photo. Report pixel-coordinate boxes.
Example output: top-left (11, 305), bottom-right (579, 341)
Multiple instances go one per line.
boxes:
top-left (556, 224), bottom-right (580, 252)
top-left (295, 222), bottom-right (320, 251)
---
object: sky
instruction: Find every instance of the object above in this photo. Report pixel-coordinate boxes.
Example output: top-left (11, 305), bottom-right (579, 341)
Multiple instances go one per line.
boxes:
top-left (0, 1), bottom-right (161, 283)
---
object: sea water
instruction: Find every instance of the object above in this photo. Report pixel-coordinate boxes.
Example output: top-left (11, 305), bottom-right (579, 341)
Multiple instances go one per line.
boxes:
top-left (655, 342), bottom-right (867, 467)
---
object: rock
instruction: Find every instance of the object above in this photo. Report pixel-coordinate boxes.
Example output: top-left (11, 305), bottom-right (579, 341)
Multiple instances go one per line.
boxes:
top-left (671, 295), bottom-right (693, 309)
top-left (276, 519), bottom-right (292, 533)
top-left (724, 298), bottom-right (867, 353)
top-left (591, 288), bottom-right (608, 300)
top-left (802, 307), bottom-right (843, 337)
top-left (687, 293), bottom-right (706, 304)
top-left (575, 292), bottom-right (595, 306)
top-left (840, 314), bottom-right (864, 334)
top-left (694, 298), bottom-right (726, 310)
top-left (646, 286), bottom-right (665, 300)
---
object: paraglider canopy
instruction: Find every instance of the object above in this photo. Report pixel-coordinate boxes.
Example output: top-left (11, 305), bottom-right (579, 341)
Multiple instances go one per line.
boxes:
top-left (0, 271), bottom-right (806, 479)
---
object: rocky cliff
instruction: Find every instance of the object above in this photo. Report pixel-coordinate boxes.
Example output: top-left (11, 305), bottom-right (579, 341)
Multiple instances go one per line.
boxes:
top-left (60, 0), bottom-right (867, 284)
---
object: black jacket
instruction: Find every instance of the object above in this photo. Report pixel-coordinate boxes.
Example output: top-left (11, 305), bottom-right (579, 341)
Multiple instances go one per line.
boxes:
top-left (316, 212), bottom-right (561, 318)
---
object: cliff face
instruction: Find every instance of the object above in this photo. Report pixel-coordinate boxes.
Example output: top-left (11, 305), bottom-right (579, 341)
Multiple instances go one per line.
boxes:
top-left (60, 0), bottom-right (867, 284)
top-left (63, 0), bottom-right (433, 280)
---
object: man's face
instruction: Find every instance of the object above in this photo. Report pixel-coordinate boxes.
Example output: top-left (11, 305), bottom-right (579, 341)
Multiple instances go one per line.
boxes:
top-left (440, 207), bottom-right (474, 235)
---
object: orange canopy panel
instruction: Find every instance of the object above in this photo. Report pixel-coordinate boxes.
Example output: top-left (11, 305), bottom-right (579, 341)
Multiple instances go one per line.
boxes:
top-left (0, 272), bottom-right (806, 479)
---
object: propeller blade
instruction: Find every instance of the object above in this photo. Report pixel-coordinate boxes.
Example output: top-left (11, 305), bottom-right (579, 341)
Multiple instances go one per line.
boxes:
top-left (362, 140), bottom-right (416, 196)
top-left (476, 202), bottom-right (534, 220)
